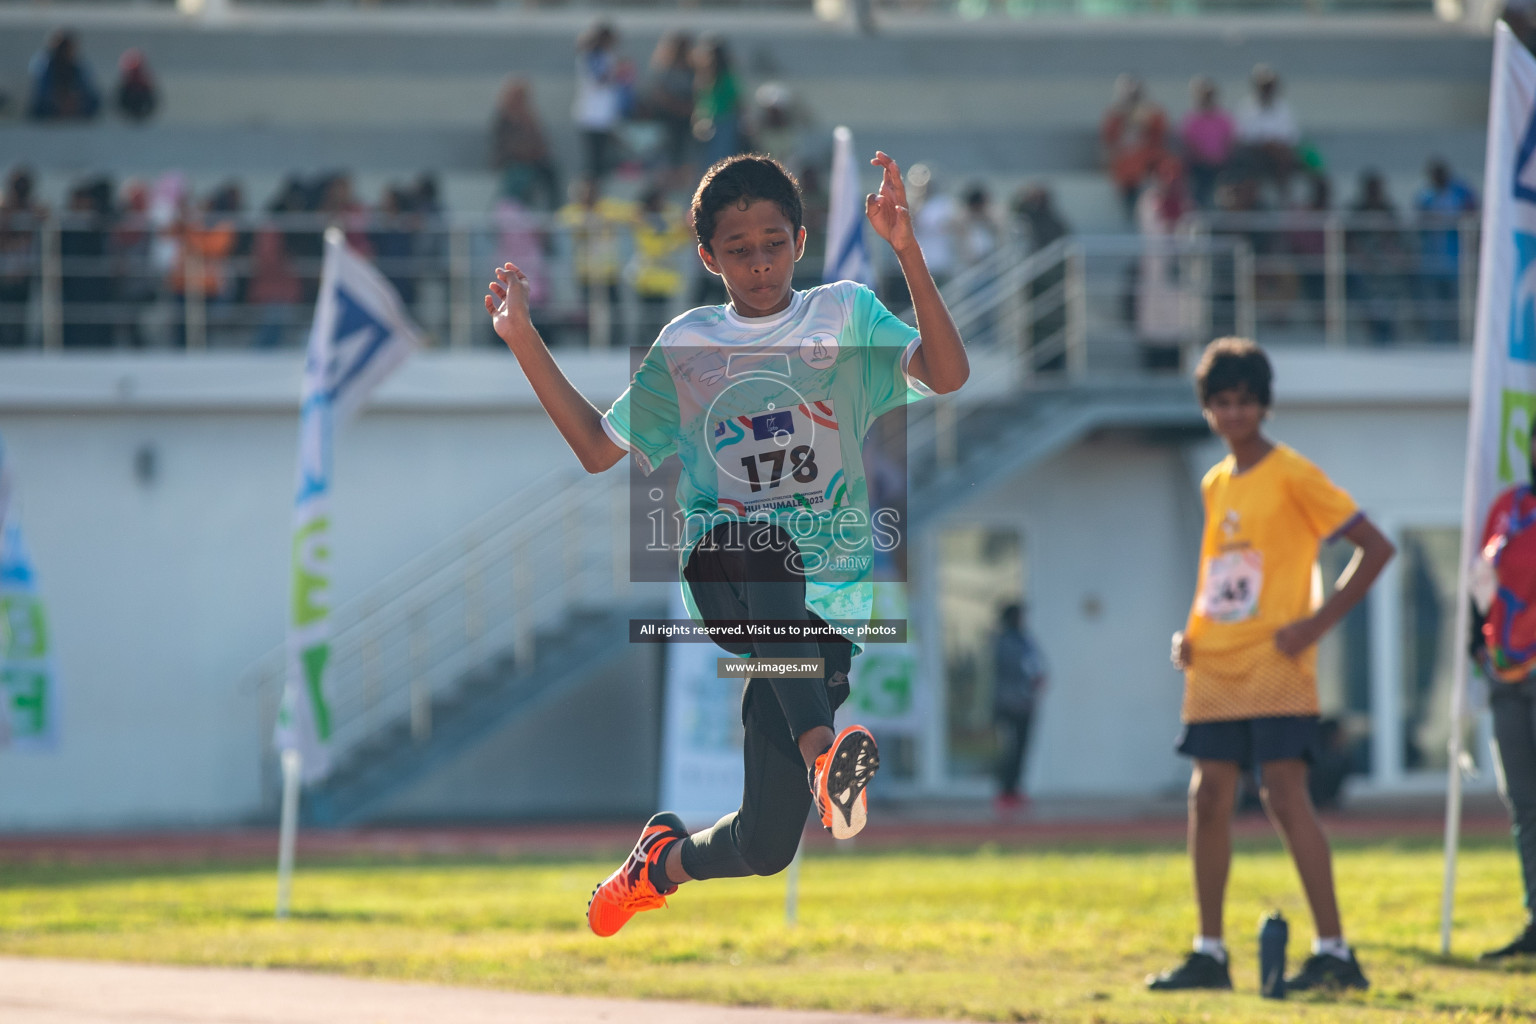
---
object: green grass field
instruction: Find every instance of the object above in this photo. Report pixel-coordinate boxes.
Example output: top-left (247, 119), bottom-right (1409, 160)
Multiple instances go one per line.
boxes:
top-left (0, 837), bottom-right (1532, 1022)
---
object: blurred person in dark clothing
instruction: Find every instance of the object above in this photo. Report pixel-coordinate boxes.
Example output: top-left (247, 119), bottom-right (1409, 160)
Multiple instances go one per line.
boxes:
top-left (1414, 158), bottom-right (1478, 343)
top-left (640, 32), bottom-right (696, 191)
top-left (993, 603), bottom-right (1048, 814)
top-left (1346, 170), bottom-right (1407, 345)
top-left (28, 30), bottom-right (100, 121)
top-left (492, 77), bottom-right (560, 211)
top-left (114, 48), bottom-right (157, 123)
top-left (372, 185), bottom-right (419, 308)
top-left (0, 168), bottom-right (45, 348)
top-left (61, 178), bottom-right (115, 348)
top-left (250, 181), bottom-right (306, 348)
top-left (1013, 184), bottom-right (1071, 372)
top-left (110, 179), bottom-right (157, 347)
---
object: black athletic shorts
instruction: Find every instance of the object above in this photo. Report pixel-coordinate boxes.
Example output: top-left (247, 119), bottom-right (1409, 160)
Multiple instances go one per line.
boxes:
top-left (1176, 715), bottom-right (1321, 770)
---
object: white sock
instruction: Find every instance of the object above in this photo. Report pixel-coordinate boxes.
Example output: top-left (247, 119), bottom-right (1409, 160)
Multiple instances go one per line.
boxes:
top-left (1312, 936), bottom-right (1350, 960)
top-left (1194, 936), bottom-right (1227, 963)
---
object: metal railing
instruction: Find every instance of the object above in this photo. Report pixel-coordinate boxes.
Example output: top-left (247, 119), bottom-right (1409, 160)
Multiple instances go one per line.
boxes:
top-left (242, 466), bottom-right (635, 802)
top-left (0, 209), bottom-right (724, 353)
top-left (904, 209), bottom-right (1477, 469)
top-left (0, 208), bottom-right (1476, 354)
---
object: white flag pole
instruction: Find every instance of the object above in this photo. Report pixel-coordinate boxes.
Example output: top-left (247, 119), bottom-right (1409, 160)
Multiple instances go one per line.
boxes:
top-left (276, 748), bottom-right (302, 918)
top-left (1441, 24), bottom-right (1520, 955)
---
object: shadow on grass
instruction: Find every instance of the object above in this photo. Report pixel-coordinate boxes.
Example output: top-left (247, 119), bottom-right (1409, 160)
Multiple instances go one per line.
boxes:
top-left (1383, 942), bottom-right (1536, 974)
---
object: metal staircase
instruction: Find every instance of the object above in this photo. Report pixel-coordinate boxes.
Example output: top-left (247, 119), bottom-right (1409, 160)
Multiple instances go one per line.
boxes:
top-left (243, 468), bottom-right (664, 825)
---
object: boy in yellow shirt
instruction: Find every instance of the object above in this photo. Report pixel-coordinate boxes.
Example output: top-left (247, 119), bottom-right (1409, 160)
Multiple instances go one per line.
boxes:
top-left (1147, 337), bottom-right (1395, 993)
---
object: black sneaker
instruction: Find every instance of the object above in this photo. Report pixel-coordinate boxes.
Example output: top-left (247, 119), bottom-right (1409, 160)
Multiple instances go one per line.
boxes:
top-left (1146, 951), bottom-right (1233, 991)
top-left (1284, 951), bottom-right (1370, 992)
top-left (1480, 920), bottom-right (1536, 960)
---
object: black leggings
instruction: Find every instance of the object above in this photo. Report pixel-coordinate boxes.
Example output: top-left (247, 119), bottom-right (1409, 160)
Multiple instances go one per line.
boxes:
top-left (677, 522), bottom-right (852, 880)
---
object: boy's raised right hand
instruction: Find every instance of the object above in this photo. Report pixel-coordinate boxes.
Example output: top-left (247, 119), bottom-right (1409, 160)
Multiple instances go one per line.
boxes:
top-left (485, 262), bottom-right (535, 348)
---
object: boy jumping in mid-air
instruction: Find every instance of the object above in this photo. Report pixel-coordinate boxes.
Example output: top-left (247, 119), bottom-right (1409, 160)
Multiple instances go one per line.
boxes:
top-left (484, 152), bottom-right (967, 936)
top-left (1148, 338), bottom-right (1394, 993)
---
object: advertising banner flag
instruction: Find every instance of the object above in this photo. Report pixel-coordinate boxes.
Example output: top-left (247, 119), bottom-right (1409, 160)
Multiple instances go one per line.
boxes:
top-left (276, 229), bottom-right (422, 783)
top-left (0, 437), bottom-right (59, 752)
top-left (1441, 23), bottom-right (1536, 952)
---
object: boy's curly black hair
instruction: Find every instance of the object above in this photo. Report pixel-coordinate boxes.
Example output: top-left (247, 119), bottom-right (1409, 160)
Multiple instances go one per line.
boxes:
top-left (1194, 336), bottom-right (1273, 407)
top-left (690, 154), bottom-right (803, 253)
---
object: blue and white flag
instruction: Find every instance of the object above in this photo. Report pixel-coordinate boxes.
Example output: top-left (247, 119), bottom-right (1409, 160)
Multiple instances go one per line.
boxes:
top-left (1442, 21), bottom-right (1536, 951)
top-left (277, 229), bottom-right (422, 783)
top-left (0, 436), bottom-right (59, 752)
top-left (823, 126), bottom-right (875, 288)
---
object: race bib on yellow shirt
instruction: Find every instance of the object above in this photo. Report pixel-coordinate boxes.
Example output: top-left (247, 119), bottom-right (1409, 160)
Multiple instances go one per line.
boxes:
top-left (712, 401), bottom-right (847, 517)
top-left (1198, 548), bottom-right (1264, 623)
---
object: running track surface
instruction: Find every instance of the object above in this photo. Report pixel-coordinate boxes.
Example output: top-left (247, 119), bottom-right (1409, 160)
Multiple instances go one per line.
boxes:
top-left (0, 957), bottom-right (953, 1024)
top-left (0, 804), bottom-right (1511, 865)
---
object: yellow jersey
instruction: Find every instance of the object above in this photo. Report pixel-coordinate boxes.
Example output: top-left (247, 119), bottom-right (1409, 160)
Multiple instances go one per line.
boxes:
top-left (1182, 444), bottom-right (1360, 723)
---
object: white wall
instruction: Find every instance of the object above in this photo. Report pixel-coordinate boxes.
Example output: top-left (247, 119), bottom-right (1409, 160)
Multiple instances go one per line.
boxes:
top-left (0, 351), bottom-right (631, 830)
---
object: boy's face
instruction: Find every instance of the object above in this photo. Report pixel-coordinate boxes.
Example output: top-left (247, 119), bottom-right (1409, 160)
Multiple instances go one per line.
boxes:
top-left (698, 198), bottom-right (805, 319)
top-left (1202, 385), bottom-right (1266, 447)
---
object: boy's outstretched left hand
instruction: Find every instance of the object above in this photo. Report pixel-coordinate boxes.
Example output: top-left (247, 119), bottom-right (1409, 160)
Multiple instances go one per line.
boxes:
top-left (866, 151), bottom-right (918, 256)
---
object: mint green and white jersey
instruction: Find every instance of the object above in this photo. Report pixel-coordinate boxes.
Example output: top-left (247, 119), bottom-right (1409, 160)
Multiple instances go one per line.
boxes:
top-left (601, 281), bottom-right (933, 632)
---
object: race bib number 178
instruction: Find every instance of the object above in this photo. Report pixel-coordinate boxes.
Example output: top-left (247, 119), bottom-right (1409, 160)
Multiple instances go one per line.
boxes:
top-left (712, 401), bottom-right (847, 517)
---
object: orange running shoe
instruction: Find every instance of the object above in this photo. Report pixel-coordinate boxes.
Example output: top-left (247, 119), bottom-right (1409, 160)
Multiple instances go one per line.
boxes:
top-left (811, 725), bottom-right (880, 839)
top-left (586, 812), bottom-right (687, 937)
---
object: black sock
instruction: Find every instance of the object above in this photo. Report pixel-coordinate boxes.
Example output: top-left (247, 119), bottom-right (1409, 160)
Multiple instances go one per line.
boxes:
top-left (648, 838), bottom-right (679, 893)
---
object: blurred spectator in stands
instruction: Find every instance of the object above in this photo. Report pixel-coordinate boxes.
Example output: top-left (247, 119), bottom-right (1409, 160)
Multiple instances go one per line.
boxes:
top-left (1100, 74), bottom-right (1167, 222)
top-left (1235, 64), bottom-right (1300, 201)
top-left (956, 182), bottom-right (1002, 270)
top-left (111, 179), bottom-right (157, 347)
top-left (910, 164), bottom-right (957, 288)
top-left (1135, 156), bottom-right (1194, 370)
top-left (320, 173), bottom-right (374, 259)
top-left (114, 49), bottom-right (158, 123)
top-left (1285, 174), bottom-right (1332, 328)
top-left (1346, 169), bottom-right (1407, 345)
top-left (693, 36), bottom-right (746, 167)
top-left (372, 186), bottom-right (419, 309)
top-left (753, 82), bottom-right (807, 168)
top-left (1013, 183), bottom-right (1069, 254)
top-left (559, 179), bottom-right (635, 347)
top-left (492, 77), bottom-right (560, 212)
top-left (1415, 157), bottom-right (1478, 343)
top-left (0, 168), bottom-right (44, 349)
top-left (1506, 0), bottom-right (1536, 53)
top-left (630, 184), bottom-right (691, 344)
top-left (250, 182), bottom-right (305, 348)
top-left (61, 177), bottom-right (115, 348)
top-left (411, 172), bottom-right (447, 307)
top-left (492, 190), bottom-right (550, 344)
top-left (574, 21), bottom-right (625, 186)
top-left (796, 162), bottom-right (829, 287)
top-left (640, 32), bottom-right (696, 191)
top-left (28, 30), bottom-right (100, 121)
top-left (1012, 183), bottom-right (1071, 373)
top-left (167, 183), bottom-right (241, 347)
top-left (1179, 76), bottom-right (1234, 211)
